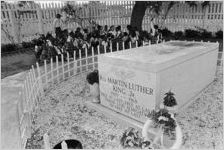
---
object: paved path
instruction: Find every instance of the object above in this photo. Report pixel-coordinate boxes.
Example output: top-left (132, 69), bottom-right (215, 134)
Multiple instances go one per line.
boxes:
top-left (1, 71), bottom-right (27, 149)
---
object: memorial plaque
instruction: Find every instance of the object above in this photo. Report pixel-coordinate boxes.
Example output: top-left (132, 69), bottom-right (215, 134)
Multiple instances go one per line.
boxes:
top-left (99, 64), bottom-right (157, 122)
top-left (98, 41), bottom-right (219, 123)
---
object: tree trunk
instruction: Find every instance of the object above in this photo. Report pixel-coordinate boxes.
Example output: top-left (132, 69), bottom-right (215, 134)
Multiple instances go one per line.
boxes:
top-left (130, 1), bottom-right (147, 31)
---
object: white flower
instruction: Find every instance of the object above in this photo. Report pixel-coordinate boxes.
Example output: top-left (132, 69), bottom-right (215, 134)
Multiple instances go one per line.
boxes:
top-left (158, 116), bottom-right (168, 121)
top-left (35, 46), bottom-right (38, 52)
top-left (168, 112), bottom-right (175, 119)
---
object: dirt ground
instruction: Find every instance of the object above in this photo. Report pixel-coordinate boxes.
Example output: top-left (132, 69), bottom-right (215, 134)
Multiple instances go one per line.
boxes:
top-left (26, 68), bottom-right (223, 149)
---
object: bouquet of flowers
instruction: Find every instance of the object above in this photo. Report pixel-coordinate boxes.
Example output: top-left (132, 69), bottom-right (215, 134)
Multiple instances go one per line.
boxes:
top-left (120, 127), bottom-right (153, 149)
top-left (163, 91), bottom-right (177, 107)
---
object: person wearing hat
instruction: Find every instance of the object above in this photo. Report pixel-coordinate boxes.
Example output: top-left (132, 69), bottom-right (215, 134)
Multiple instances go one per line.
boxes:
top-left (53, 14), bottom-right (63, 38)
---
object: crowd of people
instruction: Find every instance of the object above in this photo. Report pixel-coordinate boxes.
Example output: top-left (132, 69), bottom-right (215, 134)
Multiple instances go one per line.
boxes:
top-left (34, 12), bottom-right (163, 63)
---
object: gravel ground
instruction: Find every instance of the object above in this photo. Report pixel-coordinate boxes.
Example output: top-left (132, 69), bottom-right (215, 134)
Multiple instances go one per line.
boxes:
top-left (26, 69), bottom-right (223, 149)
top-left (177, 68), bottom-right (223, 149)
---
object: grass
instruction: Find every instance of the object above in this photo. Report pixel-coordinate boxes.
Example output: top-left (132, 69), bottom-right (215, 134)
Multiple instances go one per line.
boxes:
top-left (1, 52), bottom-right (36, 79)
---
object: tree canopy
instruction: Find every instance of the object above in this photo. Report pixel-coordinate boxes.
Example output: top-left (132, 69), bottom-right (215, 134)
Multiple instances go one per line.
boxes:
top-left (130, 1), bottom-right (210, 31)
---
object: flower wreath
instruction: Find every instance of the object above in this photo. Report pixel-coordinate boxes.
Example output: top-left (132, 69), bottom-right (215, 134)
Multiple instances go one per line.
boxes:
top-left (147, 109), bottom-right (176, 137)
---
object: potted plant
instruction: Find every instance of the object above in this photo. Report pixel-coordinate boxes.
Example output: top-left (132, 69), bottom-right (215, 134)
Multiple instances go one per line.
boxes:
top-left (162, 91), bottom-right (178, 114)
top-left (86, 70), bottom-right (100, 103)
top-left (142, 109), bottom-right (182, 149)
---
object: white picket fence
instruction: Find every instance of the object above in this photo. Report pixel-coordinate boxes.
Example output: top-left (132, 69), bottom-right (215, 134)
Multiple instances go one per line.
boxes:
top-left (1, 1), bottom-right (223, 44)
top-left (16, 40), bottom-right (139, 148)
top-left (16, 39), bottom-right (223, 148)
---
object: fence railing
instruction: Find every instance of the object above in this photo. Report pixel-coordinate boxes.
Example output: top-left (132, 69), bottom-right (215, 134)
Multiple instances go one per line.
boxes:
top-left (16, 39), bottom-right (140, 148)
top-left (16, 40), bottom-right (223, 148)
top-left (1, 1), bottom-right (223, 44)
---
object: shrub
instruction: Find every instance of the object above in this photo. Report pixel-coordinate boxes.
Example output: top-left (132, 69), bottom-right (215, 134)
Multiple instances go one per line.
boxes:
top-left (1, 43), bottom-right (18, 53)
top-left (86, 70), bottom-right (99, 85)
top-left (161, 28), bottom-right (173, 38)
top-left (184, 29), bottom-right (200, 38)
top-left (174, 31), bottom-right (184, 39)
top-left (200, 30), bottom-right (212, 39)
top-left (21, 41), bottom-right (35, 48)
top-left (215, 30), bottom-right (223, 39)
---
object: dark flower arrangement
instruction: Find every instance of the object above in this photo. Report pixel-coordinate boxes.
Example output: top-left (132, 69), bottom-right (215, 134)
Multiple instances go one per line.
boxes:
top-left (147, 109), bottom-right (176, 137)
top-left (163, 91), bottom-right (177, 107)
top-left (120, 127), bottom-right (153, 149)
top-left (86, 70), bottom-right (99, 85)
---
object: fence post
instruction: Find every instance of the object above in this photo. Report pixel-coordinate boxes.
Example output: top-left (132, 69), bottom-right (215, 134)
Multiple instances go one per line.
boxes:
top-left (61, 54), bottom-right (65, 79)
top-left (50, 58), bottom-right (53, 83)
top-left (8, 9), bottom-right (19, 43)
top-left (36, 63), bottom-right (44, 97)
top-left (37, 6), bottom-right (44, 34)
top-left (117, 42), bottom-right (119, 51)
top-left (43, 133), bottom-right (51, 149)
top-left (67, 52), bottom-right (70, 77)
top-left (104, 44), bottom-right (106, 53)
top-left (203, 5), bottom-right (209, 30)
top-left (61, 141), bottom-right (68, 149)
top-left (56, 56), bottom-right (59, 83)
top-left (73, 51), bottom-right (77, 75)
top-left (44, 60), bottom-right (48, 84)
top-left (97, 45), bottom-right (100, 55)
top-left (92, 47), bottom-right (95, 70)
top-left (85, 48), bottom-right (88, 71)
top-left (110, 41), bottom-right (112, 52)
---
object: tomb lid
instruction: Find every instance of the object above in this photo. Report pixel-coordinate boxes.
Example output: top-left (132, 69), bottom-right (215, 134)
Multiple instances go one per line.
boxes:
top-left (98, 41), bottom-right (218, 72)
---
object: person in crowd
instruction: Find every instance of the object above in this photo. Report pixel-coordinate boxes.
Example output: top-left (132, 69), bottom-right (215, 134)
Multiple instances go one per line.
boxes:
top-left (61, 11), bottom-right (69, 34)
top-left (126, 25), bottom-right (133, 35)
top-left (130, 31), bottom-right (137, 45)
top-left (104, 25), bottom-right (108, 34)
top-left (150, 18), bottom-right (163, 44)
top-left (36, 20), bottom-right (166, 62)
top-left (115, 25), bottom-right (122, 38)
top-left (122, 32), bottom-right (130, 49)
top-left (139, 30), bottom-right (150, 46)
top-left (133, 26), bottom-right (140, 41)
top-left (53, 14), bottom-right (63, 38)
top-left (82, 28), bottom-right (89, 41)
top-left (74, 27), bottom-right (84, 39)
top-left (108, 25), bottom-right (116, 37)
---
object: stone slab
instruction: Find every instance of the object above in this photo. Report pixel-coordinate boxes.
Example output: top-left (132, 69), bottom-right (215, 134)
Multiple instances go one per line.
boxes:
top-left (85, 101), bottom-right (143, 130)
top-left (98, 41), bottom-right (219, 123)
